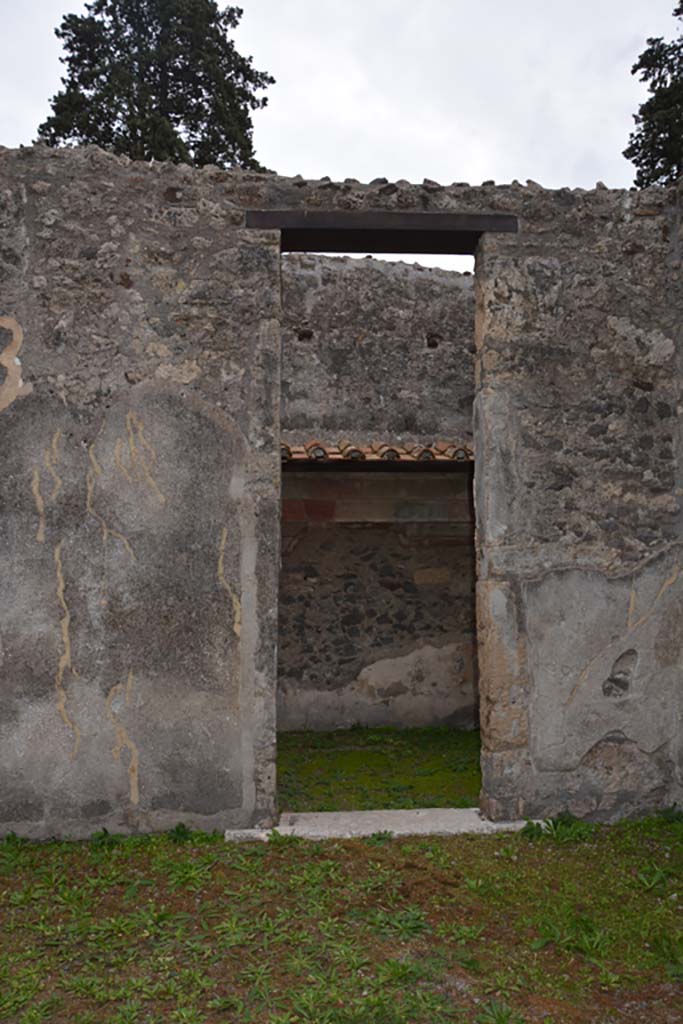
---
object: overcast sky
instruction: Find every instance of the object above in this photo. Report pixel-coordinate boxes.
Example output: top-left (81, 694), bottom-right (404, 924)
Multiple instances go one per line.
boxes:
top-left (0, 1), bottom-right (677, 268)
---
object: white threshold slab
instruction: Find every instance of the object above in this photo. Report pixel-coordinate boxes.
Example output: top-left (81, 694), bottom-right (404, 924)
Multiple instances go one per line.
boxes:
top-left (224, 807), bottom-right (527, 842)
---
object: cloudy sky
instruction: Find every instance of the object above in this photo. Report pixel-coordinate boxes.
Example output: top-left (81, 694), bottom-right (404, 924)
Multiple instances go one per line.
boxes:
top-left (0, 1), bottom-right (677, 267)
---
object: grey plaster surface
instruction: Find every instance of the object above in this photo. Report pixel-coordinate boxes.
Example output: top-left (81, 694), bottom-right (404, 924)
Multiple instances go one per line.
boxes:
top-left (1, 144), bottom-right (681, 835)
top-left (0, 146), bottom-right (281, 837)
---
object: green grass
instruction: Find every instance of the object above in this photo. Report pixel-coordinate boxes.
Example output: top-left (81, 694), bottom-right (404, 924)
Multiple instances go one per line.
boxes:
top-left (277, 726), bottom-right (482, 811)
top-left (2, 812), bottom-right (683, 1023)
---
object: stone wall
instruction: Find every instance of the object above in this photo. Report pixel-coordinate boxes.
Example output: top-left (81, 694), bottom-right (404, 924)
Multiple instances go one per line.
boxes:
top-left (280, 254), bottom-right (474, 447)
top-left (1, 143), bottom-right (681, 834)
top-left (474, 193), bottom-right (683, 821)
top-left (279, 469), bottom-right (476, 731)
top-left (0, 145), bottom-right (280, 838)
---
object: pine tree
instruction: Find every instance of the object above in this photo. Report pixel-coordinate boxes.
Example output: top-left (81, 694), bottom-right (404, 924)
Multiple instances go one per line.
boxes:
top-left (624, 3), bottom-right (683, 187)
top-left (37, 1), bottom-right (274, 170)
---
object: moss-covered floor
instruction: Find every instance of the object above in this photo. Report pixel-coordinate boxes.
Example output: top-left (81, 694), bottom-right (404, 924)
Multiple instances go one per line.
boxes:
top-left (277, 726), bottom-right (481, 812)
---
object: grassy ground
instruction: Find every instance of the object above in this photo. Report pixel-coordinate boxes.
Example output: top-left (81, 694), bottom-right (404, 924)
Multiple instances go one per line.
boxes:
top-left (277, 726), bottom-right (482, 811)
top-left (2, 813), bottom-right (683, 1023)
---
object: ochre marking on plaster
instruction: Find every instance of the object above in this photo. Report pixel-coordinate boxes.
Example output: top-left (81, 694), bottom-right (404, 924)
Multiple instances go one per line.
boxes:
top-left (0, 315), bottom-right (33, 414)
top-left (627, 585), bottom-right (637, 632)
top-left (218, 527), bottom-right (242, 637)
top-left (44, 430), bottom-right (63, 500)
top-left (566, 564), bottom-right (682, 707)
top-left (628, 566), bottom-right (680, 632)
top-left (105, 671), bottom-right (140, 805)
top-left (114, 438), bottom-right (133, 483)
top-left (31, 431), bottom-right (65, 542)
top-left (86, 445), bottom-right (136, 561)
top-left (125, 412), bottom-right (167, 504)
top-left (54, 541), bottom-right (81, 758)
top-left (32, 467), bottom-right (46, 543)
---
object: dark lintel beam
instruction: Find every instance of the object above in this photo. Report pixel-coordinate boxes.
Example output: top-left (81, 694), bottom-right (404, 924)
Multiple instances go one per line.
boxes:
top-left (245, 209), bottom-right (518, 255)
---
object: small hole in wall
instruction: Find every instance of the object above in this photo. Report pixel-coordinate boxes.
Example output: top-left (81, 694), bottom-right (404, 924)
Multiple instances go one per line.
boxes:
top-left (297, 327), bottom-right (314, 341)
top-left (602, 649), bottom-right (638, 697)
top-left (426, 333), bottom-right (442, 350)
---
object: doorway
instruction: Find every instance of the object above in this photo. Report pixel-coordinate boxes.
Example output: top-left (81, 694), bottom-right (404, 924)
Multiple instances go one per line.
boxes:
top-left (277, 449), bottom-right (480, 812)
top-left (245, 207), bottom-right (518, 819)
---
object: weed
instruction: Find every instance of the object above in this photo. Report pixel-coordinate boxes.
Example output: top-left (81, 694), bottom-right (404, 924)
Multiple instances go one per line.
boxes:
top-left (636, 863), bottom-right (669, 890)
top-left (404, 987), bottom-right (456, 1019)
top-left (206, 995), bottom-right (246, 1013)
top-left (659, 805), bottom-right (683, 823)
top-left (365, 830), bottom-right (395, 846)
top-left (375, 957), bottom-right (428, 984)
top-left (532, 914), bottom-right (610, 962)
top-left (475, 1000), bottom-right (526, 1024)
top-left (267, 828), bottom-right (303, 847)
top-left (0, 832), bottom-right (31, 874)
top-left (366, 906), bottom-right (430, 938)
top-left (165, 859), bottom-right (215, 892)
top-left (19, 999), bottom-right (63, 1023)
top-left (522, 813), bottom-right (596, 844)
top-left (111, 1000), bottom-right (143, 1023)
top-left (483, 969), bottom-right (525, 999)
top-left (456, 951), bottom-right (483, 972)
top-left (598, 966), bottom-right (622, 988)
top-left (167, 823), bottom-right (195, 843)
top-left (170, 1009), bottom-right (206, 1024)
top-left (464, 875), bottom-right (496, 896)
top-left (650, 929), bottom-right (683, 978)
top-left (436, 920), bottom-right (484, 943)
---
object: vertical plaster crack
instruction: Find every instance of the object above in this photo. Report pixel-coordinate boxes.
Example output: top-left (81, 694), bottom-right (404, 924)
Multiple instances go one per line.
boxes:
top-left (31, 431), bottom-right (64, 543)
top-left (629, 566), bottom-right (680, 632)
top-left (627, 583), bottom-right (637, 631)
top-left (86, 445), bottom-right (136, 561)
top-left (32, 466), bottom-right (46, 543)
top-left (114, 438), bottom-right (133, 483)
top-left (44, 430), bottom-right (63, 500)
top-left (54, 541), bottom-right (81, 758)
top-left (218, 527), bottom-right (242, 637)
top-left (105, 671), bottom-right (140, 805)
top-left (125, 412), bottom-right (167, 504)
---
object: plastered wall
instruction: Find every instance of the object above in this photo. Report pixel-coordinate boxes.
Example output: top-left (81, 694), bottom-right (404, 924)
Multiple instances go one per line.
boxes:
top-left (0, 146), bottom-right (281, 837)
top-left (280, 253), bottom-right (474, 448)
top-left (1, 144), bottom-right (681, 834)
top-left (475, 197), bottom-right (683, 820)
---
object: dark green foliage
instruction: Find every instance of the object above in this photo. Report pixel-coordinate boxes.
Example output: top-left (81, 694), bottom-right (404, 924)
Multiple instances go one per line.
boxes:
top-left (624, 3), bottom-right (683, 186)
top-left (37, 0), bottom-right (274, 169)
top-left (521, 812), bottom-right (597, 844)
top-left (658, 803), bottom-right (683, 822)
top-left (167, 822), bottom-right (194, 843)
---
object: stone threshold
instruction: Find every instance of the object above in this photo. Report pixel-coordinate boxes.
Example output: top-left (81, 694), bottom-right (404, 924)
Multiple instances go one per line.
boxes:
top-left (224, 807), bottom-right (528, 842)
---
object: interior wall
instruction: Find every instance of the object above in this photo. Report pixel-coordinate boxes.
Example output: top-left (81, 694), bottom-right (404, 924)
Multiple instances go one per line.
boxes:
top-left (280, 253), bottom-right (475, 449)
top-left (278, 469), bottom-right (477, 731)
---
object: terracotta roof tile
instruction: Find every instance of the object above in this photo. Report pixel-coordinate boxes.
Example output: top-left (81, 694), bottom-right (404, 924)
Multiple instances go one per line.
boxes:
top-left (281, 440), bottom-right (473, 463)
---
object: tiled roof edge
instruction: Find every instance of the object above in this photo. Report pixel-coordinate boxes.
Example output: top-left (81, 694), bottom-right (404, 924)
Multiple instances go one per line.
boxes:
top-left (281, 440), bottom-right (474, 463)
